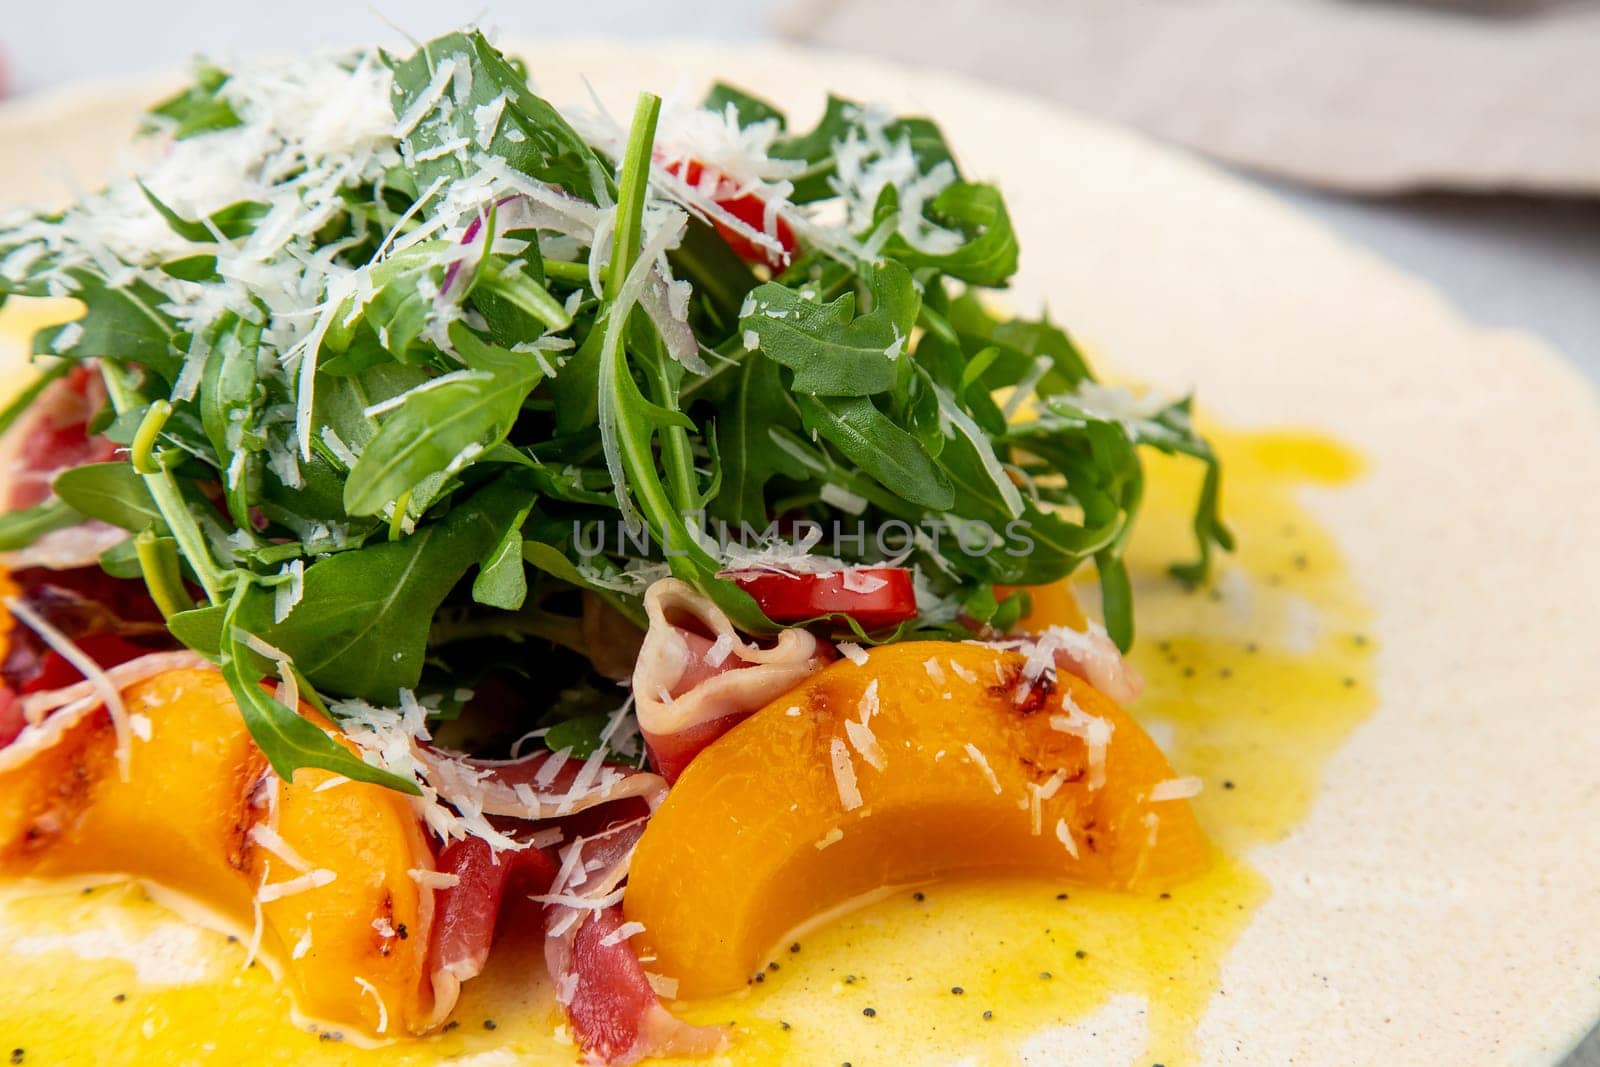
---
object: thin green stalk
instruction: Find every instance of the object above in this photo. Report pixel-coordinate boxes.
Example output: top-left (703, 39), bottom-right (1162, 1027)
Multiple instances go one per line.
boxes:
top-left (134, 530), bottom-right (196, 618)
top-left (542, 259), bottom-right (589, 284)
top-left (608, 93), bottom-right (661, 299)
top-left (104, 365), bottom-right (232, 603)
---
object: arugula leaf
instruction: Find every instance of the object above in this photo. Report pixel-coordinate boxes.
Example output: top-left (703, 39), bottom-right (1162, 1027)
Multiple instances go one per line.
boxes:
top-left (218, 583), bottom-right (419, 793)
top-left (774, 95), bottom-right (961, 203)
top-left (948, 291), bottom-right (1092, 393)
top-left (52, 463), bottom-right (164, 532)
top-left (344, 322), bottom-right (543, 515)
top-left (143, 64), bottom-right (241, 140)
top-left (472, 502), bottom-right (533, 610)
top-left (253, 476), bottom-right (530, 703)
top-left (33, 272), bottom-right (183, 384)
top-left (197, 313), bottom-right (264, 526)
top-left (387, 31), bottom-right (610, 202)
top-left (874, 182), bottom-right (1018, 288)
top-left (703, 82), bottom-right (786, 129)
top-left (138, 184), bottom-right (270, 243)
top-left (542, 713), bottom-right (610, 758)
top-left (0, 499), bottom-right (83, 551)
top-left (741, 260), bottom-right (919, 398)
top-left (708, 352), bottom-right (805, 527)
top-left (794, 393), bottom-right (954, 511)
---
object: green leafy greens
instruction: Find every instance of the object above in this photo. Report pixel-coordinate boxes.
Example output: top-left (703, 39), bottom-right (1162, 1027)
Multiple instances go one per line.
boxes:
top-left (0, 31), bottom-right (1230, 789)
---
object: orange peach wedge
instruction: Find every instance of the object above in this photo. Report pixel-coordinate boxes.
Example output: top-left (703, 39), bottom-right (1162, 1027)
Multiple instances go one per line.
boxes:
top-left (624, 642), bottom-right (1208, 997)
top-left (0, 668), bottom-right (437, 1038)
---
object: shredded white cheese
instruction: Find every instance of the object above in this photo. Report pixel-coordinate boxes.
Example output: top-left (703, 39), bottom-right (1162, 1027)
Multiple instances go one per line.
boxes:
top-left (829, 737), bottom-right (862, 811)
top-left (963, 743), bottom-right (1003, 795)
top-left (1055, 817), bottom-right (1080, 859)
top-left (598, 921), bottom-right (647, 948)
top-left (703, 633), bottom-right (735, 668)
top-left (1148, 776), bottom-right (1203, 802)
top-left (1050, 691), bottom-right (1115, 791)
top-left (247, 823), bottom-right (313, 874)
top-left (257, 867), bottom-right (336, 903)
top-left (408, 868), bottom-right (461, 891)
top-left (353, 976), bottom-right (389, 1034)
top-left (844, 719), bottom-right (886, 772)
top-left (837, 642), bottom-right (868, 667)
top-left (5, 595), bottom-right (132, 778)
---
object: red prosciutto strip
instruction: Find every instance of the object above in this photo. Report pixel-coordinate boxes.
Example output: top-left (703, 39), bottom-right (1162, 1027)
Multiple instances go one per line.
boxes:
top-left (1, 565), bottom-right (173, 695)
top-left (4, 365), bottom-right (117, 511)
top-left (538, 816), bottom-right (722, 1065)
top-left (632, 578), bottom-right (831, 783)
top-left (0, 365), bottom-right (125, 571)
top-left (426, 833), bottom-right (559, 1016)
top-left (0, 687), bottom-right (23, 749)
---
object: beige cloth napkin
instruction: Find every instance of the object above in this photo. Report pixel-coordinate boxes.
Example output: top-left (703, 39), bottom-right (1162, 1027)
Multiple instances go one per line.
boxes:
top-left (776, 0), bottom-right (1600, 195)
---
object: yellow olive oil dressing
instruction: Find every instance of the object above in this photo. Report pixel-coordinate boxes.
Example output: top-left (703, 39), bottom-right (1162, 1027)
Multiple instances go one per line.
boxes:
top-left (0, 425), bottom-right (1373, 1066)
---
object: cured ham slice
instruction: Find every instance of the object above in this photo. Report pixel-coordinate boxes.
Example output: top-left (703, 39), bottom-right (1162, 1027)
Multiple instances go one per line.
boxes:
top-left (633, 578), bottom-right (831, 782)
top-left (0, 364), bottom-right (123, 571)
top-left (537, 815), bottom-right (722, 1065)
top-left (425, 833), bottom-right (559, 1021)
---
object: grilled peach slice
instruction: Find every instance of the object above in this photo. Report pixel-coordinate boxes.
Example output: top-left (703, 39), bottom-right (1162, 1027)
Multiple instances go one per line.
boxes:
top-left (0, 668), bottom-right (436, 1037)
top-left (624, 642), bottom-right (1207, 997)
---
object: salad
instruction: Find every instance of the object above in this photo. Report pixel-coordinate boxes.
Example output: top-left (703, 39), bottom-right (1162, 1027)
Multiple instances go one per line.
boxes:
top-left (0, 29), bottom-right (1229, 1064)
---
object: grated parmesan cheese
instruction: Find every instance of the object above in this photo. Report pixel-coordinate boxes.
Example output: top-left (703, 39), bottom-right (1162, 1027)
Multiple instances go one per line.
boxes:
top-left (837, 642), bottom-right (868, 667)
top-left (1149, 776), bottom-right (1203, 802)
top-left (963, 743), bottom-right (1003, 795)
top-left (354, 976), bottom-right (389, 1034)
top-left (598, 921), bottom-right (646, 948)
top-left (247, 822), bottom-right (313, 873)
top-left (829, 738), bottom-right (862, 811)
top-left (844, 719), bottom-right (886, 772)
top-left (257, 868), bottom-right (336, 903)
top-left (5, 595), bottom-right (132, 778)
top-left (1050, 690), bottom-right (1115, 791)
top-left (814, 827), bottom-right (844, 850)
top-left (703, 633), bottom-right (735, 668)
top-left (1054, 817), bottom-right (1080, 859)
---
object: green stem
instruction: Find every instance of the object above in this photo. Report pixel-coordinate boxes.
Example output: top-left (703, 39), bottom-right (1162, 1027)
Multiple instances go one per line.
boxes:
top-left (101, 363), bottom-right (231, 603)
top-left (608, 93), bottom-right (661, 299)
top-left (542, 259), bottom-right (590, 284)
top-left (134, 531), bottom-right (196, 618)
